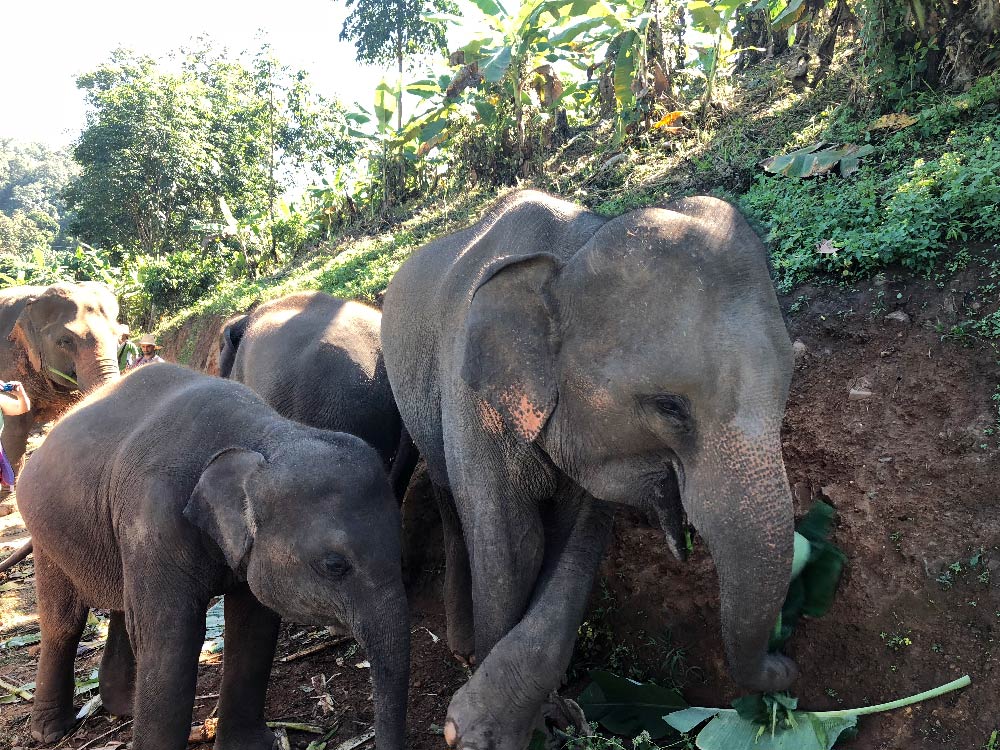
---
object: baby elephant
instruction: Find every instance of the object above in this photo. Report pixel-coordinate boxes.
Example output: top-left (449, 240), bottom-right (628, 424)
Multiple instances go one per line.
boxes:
top-left (18, 364), bottom-right (408, 750)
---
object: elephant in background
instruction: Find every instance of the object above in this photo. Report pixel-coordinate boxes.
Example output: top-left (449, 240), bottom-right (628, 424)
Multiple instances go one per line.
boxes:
top-left (381, 190), bottom-right (797, 750)
top-left (18, 364), bottom-right (409, 750)
top-left (0, 282), bottom-right (123, 475)
top-left (219, 291), bottom-right (416, 500)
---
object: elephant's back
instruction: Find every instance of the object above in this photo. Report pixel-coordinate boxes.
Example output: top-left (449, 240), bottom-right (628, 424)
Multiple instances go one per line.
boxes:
top-left (235, 293), bottom-right (400, 462)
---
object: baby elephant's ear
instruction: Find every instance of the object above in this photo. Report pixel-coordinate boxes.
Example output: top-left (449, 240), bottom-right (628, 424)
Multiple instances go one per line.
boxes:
top-left (184, 448), bottom-right (265, 571)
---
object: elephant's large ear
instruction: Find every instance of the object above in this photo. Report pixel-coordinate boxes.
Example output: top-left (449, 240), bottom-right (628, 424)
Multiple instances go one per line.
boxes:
top-left (460, 253), bottom-right (561, 443)
top-left (183, 448), bottom-right (265, 571)
top-left (10, 298), bottom-right (43, 371)
top-left (218, 315), bottom-right (249, 378)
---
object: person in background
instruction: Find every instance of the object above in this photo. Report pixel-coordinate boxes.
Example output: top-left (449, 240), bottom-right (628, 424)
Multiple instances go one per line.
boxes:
top-left (117, 327), bottom-right (140, 372)
top-left (0, 381), bottom-right (31, 487)
top-left (130, 334), bottom-right (166, 368)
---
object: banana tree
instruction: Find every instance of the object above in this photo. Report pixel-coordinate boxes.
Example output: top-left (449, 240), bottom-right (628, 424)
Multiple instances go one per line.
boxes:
top-left (425, 0), bottom-right (629, 164)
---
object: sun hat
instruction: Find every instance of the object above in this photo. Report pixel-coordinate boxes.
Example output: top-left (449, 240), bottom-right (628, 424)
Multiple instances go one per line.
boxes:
top-left (138, 334), bottom-right (161, 349)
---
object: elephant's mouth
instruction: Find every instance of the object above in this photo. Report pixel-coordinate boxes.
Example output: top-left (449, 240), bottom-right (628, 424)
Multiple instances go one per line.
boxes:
top-left (647, 472), bottom-right (691, 562)
top-left (47, 368), bottom-right (78, 392)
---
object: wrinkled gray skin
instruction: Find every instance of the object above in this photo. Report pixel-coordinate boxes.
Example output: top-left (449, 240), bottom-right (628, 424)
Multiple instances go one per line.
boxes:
top-left (381, 190), bottom-right (796, 750)
top-left (0, 282), bottom-right (122, 475)
top-left (218, 292), bottom-right (416, 499)
top-left (18, 364), bottom-right (408, 750)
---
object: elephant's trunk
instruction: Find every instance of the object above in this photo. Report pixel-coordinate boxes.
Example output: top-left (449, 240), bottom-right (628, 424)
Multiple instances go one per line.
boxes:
top-left (684, 420), bottom-right (797, 693)
top-left (76, 348), bottom-right (121, 391)
top-left (353, 585), bottom-right (410, 750)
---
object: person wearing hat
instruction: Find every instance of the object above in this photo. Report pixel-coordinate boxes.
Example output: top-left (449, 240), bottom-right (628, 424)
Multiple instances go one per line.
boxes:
top-left (117, 326), bottom-right (140, 372)
top-left (129, 334), bottom-right (166, 369)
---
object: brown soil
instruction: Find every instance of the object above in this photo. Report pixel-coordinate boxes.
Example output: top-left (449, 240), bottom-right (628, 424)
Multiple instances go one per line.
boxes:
top-left (2, 266), bottom-right (999, 749)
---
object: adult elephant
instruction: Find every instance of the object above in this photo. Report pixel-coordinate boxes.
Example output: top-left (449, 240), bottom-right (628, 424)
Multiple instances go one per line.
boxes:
top-left (0, 282), bottom-right (123, 474)
top-left (218, 292), bottom-right (416, 500)
top-left (381, 190), bottom-right (797, 750)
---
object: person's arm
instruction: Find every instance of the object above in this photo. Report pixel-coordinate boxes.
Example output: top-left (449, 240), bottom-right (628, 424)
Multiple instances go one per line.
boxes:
top-left (0, 382), bottom-right (31, 416)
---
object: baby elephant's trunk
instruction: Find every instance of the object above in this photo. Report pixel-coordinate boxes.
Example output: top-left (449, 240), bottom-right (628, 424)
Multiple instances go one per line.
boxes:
top-left (353, 584), bottom-right (410, 750)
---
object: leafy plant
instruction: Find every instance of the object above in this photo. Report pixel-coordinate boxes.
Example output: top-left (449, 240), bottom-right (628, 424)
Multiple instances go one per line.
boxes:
top-left (663, 675), bottom-right (971, 750)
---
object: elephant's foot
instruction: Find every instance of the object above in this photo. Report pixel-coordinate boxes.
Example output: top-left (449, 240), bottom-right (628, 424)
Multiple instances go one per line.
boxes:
top-left (445, 618), bottom-right (475, 667)
top-left (443, 669), bottom-right (541, 750)
top-left (31, 701), bottom-right (76, 743)
top-left (99, 679), bottom-right (134, 717)
top-left (214, 724), bottom-right (277, 750)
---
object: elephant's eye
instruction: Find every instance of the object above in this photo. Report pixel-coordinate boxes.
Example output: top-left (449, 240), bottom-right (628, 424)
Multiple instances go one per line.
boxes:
top-left (56, 337), bottom-right (73, 349)
top-left (647, 394), bottom-right (692, 429)
top-left (321, 553), bottom-right (352, 579)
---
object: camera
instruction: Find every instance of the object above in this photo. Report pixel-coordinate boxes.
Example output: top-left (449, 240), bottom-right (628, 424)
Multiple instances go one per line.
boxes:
top-left (1, 383), bottom-right (15, 392)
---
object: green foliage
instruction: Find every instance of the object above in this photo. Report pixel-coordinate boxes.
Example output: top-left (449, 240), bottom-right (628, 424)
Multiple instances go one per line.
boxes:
top-left (772, 503), bottom-right (846, 649)
top-left (860, 0), bottom-right (1000, 101)
top-left (129, 249), bottom-right (230, 323)
top-left (741, 102), bottom-right (1000, 292)
top-left (64, 43), bottom-right (356, 269)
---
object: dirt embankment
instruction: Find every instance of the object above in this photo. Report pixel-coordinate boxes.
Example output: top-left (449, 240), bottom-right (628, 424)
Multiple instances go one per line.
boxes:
top-left (2, 266), bottom-right (999, 749)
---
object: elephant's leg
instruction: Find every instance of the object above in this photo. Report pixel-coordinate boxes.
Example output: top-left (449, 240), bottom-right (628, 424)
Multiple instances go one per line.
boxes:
top-left (445, 491), bottom-right (614, 750)
top-left (99, 611), bottom-right (136, 716)
top-left (31, 547), bottom-right (89, 743)
top-left (125, 583), bottom-right (207, 750)
top-left (214, 586), bottom-right (281, 750)
top-left (434, 483), bottom-right (475, 661)
top-left (465, 486), bottom-right (546, 662)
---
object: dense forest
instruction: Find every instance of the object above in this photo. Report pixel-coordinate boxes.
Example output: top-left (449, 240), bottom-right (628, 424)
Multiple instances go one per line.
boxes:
top-left (0, 0), bottom-right (998, 331)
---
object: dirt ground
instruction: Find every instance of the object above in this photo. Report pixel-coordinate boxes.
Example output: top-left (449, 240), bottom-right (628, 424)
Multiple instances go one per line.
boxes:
top-left (2, 263), bottom-right (1000, 749)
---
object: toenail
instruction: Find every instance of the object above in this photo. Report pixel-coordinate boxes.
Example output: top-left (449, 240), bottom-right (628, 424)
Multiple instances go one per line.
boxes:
top-left (444, 719), bottom-right (458, 746)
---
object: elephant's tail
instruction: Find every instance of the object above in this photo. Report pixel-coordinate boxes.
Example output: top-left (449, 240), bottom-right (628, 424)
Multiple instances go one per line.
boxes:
top-left (388, 424), bottom-right (419, 504)
top-left (0, 539), bottom-right (32, 574)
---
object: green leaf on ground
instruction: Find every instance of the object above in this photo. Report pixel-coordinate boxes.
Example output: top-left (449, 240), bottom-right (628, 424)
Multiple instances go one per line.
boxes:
top-left (577, 670), bottom-right (687, 739)
top-left (0, 631), bottom-right (41, 649)
top-left (760, 143), bottom-right (875, 178)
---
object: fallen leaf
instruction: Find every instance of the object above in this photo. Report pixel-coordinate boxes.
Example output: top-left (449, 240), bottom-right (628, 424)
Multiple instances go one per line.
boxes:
top-left (189, 716), bottom-right (219, 743)
top-left (652, 111), bottom-right (686, 129)
top-left (816, 239), bottom-right (839, 254)
top-left (869, 112), bottom-right (918, 131)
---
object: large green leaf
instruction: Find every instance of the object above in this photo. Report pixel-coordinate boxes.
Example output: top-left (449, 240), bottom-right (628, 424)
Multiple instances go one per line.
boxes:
top-left (374, 80), bottom-right (397, 133)
top-left (613, 30), bottom-right (638, 108)
top-left (468, 0), bottom-right (509, 20)
top-left (771, 0), bottom-right (808, 31)
top-left (406, 80), bottom-right (442, 99)
top-left (548, 16), bottom-right (611, 47)
top-left (760, 143), bottom-right (875, 178)
top-left (692, 711), bottom-right (856, 750)
top-left (687, 0), bottom-right (723, 32)
top-left (481, 46), bottom-right (513, 83)
top-left (577, 670), bottom-right (687, 739)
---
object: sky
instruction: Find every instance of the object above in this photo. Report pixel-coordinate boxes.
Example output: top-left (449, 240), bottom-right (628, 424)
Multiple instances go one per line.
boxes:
top-left (0, 0), bottom-right (392, 148)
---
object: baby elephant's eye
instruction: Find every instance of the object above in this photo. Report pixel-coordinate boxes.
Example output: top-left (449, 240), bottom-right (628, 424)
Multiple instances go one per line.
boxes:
top-left (322, 553), bottom-right (352, 579)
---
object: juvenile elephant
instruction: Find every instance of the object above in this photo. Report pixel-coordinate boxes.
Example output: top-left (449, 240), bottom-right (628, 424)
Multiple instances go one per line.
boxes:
top-left (18, 364), bottom-right (409, 750)
top-left (0, 282), bottom-right (122, 475)
top-left (219, 292), bottom-right (416, 499)
top-left (381, 190), bottom-right (797, 749)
